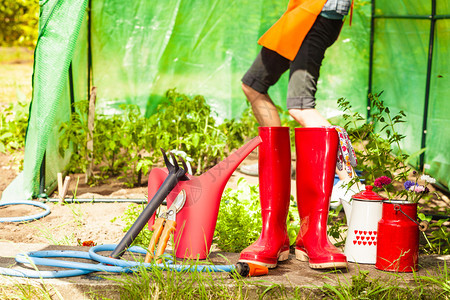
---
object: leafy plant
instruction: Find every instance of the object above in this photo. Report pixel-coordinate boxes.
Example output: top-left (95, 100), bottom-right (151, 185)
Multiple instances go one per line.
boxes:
top-left (219, 107), bottom-right (258, 151)
top-left (339, 93), bottom-right (447, 256)
top-left (214, 178), bottom-right (262, 252)
top-left (0, 100), bottom-right (29, 154)
top-left (327, 206), bottom-right (347, 248)
top-left (148, 89), bottom-right (229, 175)
top-left (59, 100), bottom-right (90, 173)
top-left (338, 92), bottom-right (411, 186)
top-left (214, 178), bottom-right (299, 252)
top-left (60, 89), bottom-right (257, 187)
top-left (111, 203), bottom-right (153, 248)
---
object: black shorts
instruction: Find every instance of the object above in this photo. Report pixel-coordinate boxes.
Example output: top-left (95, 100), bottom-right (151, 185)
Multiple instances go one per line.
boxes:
top-left (241, 15), bottom-right (343, 109)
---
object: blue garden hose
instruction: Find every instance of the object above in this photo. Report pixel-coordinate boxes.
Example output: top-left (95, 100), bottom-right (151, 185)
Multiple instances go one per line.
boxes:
top-left (91, 244), bottom-right (235, 273)
top-left (0, 244), bottom-right (235, 278)
top-left (4, 251), bottom-right (93, 278)
top-left (0, 200), bottom-right (50, 223)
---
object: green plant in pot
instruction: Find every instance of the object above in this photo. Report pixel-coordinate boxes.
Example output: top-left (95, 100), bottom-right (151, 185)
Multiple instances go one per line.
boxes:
top-left (373, 172), bottom-right (437, 272)
top-left (337, 92), bottom-right (446, 271)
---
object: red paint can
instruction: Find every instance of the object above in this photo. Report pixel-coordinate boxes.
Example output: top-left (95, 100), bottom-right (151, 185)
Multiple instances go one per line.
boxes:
top-left (375, 200), bottom-right (419, 272)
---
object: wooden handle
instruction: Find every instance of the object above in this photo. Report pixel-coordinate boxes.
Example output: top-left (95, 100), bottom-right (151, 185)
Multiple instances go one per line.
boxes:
top-left (144, 218), bottom-right (165, 263)
top-left (155, 220), bottom-right (176, 263)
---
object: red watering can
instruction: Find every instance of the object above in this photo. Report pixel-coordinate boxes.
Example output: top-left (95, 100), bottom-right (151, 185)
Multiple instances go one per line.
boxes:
top-left (147, 137), bottom-right (262, 259)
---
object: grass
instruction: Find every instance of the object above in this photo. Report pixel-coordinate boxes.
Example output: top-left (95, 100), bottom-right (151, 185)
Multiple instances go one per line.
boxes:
top-left (91, 262), bottom-right (315, 300)
top-left (0, 277), bottom-right (64, 300)
top-left (2, 264), bottom-right (449, 300)
top-left (86, 262), bottom-right (450, 300)
top-left (25, 202), bottom-right (86, 245)
top-left (29, 221), bottom-right (76, 245)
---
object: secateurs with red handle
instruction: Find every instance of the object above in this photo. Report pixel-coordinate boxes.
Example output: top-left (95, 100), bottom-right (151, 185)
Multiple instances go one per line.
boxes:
top-left (145, 190), bottom-right (186, 263)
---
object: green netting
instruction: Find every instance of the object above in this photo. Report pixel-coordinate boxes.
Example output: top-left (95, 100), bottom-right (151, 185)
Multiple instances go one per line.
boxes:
top-left (89, 0), bottom-right (370, 121)
top-left (317, 1), bottom-right (371, 117)
top-left (1, 0), bottom-right (448, 201)
top-left (89, 0), bottom-right (288, 119)
top-left (371, 18), bottom-right (429, 164)
top-left (374, 0), bottom-right (430, 16)
top-left (2, 0), bottom-right (89, 201)
top-left (425, 19), bottom-right (450, 188)
top-left (372, 0), bottom-right (450, 188)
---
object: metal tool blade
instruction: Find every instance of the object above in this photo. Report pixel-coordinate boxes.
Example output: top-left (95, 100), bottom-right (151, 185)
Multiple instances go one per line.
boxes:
top-left (165, 189), bottom-right (186, 221)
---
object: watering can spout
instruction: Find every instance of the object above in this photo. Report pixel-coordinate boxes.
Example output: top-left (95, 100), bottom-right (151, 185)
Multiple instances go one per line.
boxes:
top-left (341, 198), bottom-right (352, 227)
top-left (147, 136), bottom-right (262, 259)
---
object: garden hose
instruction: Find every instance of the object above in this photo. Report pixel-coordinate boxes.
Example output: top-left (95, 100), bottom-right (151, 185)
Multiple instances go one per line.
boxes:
top-left (0, 244), bottom-right (253, 279)
top-left (0, 200), bottom-right (50, 223)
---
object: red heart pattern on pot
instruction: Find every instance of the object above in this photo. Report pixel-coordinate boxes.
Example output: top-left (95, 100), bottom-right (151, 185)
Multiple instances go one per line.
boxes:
top-left (352, 229), bottom-right (377, 246)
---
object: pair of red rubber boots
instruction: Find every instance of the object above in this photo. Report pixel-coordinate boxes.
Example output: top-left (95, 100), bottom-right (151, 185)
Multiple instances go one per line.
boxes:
top-left (239, 127), bottom-right (347, 269)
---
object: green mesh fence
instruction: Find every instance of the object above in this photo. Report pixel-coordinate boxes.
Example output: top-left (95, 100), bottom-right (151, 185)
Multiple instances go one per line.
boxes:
top-left (1, 0), bottom-right (448, 201)
top-left (370, 0), bottom-right (450, 188)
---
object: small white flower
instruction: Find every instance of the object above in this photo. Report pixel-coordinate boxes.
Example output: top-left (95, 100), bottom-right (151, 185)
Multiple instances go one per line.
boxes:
top-left (420, 174), bottom-right (436, 184)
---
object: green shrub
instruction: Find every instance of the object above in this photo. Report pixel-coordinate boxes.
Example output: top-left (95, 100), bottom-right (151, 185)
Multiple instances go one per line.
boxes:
top-left (60, 89), bottom-right (258, 186)
top-left (0, 0), bottom-right (39, 47)
top-left (0, 100), bottom-right (29, 154)
top-left (214, 178), bottom-right (300, 253)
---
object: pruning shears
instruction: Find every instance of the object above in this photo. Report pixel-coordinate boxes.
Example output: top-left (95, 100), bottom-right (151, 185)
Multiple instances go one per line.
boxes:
top-left (145, 189), bottom-right (187, 263)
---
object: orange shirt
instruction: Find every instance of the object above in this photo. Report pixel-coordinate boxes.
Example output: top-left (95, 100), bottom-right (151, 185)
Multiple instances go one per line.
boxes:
top-left (258, 0), bottom-right (328, 61)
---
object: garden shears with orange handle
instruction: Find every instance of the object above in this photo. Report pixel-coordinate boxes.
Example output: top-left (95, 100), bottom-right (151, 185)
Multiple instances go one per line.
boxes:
top-left (145, 189), bottom-right (186, 263)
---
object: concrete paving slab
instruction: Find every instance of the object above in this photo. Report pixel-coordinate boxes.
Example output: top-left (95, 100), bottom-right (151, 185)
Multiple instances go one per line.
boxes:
top-left (1, 242), bottom-right (448, 299)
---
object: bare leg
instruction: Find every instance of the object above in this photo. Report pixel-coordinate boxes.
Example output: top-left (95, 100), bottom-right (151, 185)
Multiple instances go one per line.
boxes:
top-left (289, 108), bottom-right (351, 181)
top-left (242, 83), bottom-right (281, 127)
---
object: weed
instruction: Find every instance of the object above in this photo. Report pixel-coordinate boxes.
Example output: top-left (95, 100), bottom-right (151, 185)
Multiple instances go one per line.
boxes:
top-left (29, 221), bottom-right (76, 245)
top-left (214, 178), bottom-right (262, 253)
top-left (64, 202), bottom-right (85, 227)
top-left (111, 203), bottom-right (153, 248)
top-left (320, 268), bottom-right (449, 299)
top-left (0, 276), bottom-right (63, 300)
top-left (327, 206), bottom-right (347, 248)
top-left (419, 213), bottom-right (450, 255)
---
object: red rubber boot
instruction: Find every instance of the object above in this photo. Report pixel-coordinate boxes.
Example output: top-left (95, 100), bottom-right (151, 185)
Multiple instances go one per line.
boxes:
top-left (294, 127), bottom-right (348, 269)
top-left (239, 127), bottom-right (292, 268)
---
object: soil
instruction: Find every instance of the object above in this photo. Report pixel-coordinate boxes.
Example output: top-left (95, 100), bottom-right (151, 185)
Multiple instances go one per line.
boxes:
top-left (0, 150), bottom-right (138, 245)
top-left (0, 149), bottom-right (260, 246)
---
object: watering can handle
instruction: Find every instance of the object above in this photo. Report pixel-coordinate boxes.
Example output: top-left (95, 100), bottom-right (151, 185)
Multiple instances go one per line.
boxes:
top-left (393, 205), bottom-right (428, 232)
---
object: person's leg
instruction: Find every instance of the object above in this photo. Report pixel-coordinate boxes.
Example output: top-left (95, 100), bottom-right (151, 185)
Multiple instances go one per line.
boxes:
top-left (241, 47), bottom-right (290, 126)
top-left (286, 15), bottom-right (349, 180)
top-left (286, 16), bottom-right (350, 269)
top-left (289, 108), bottom-right (350, 180)
top-left (242, 83), bottom-right (281, 127)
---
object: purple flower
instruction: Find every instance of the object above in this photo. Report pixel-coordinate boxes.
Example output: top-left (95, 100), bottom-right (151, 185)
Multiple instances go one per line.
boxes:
top-left (374, 176), bottom-right (392, 188)
top-left (404, 180), bottom-right (416, 190)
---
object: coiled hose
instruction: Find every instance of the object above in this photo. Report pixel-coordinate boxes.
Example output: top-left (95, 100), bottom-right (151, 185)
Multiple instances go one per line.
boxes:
top-left (0, 244), bottom-right (237, 278)
top-left (0, 201), bottom-right (50, 223)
